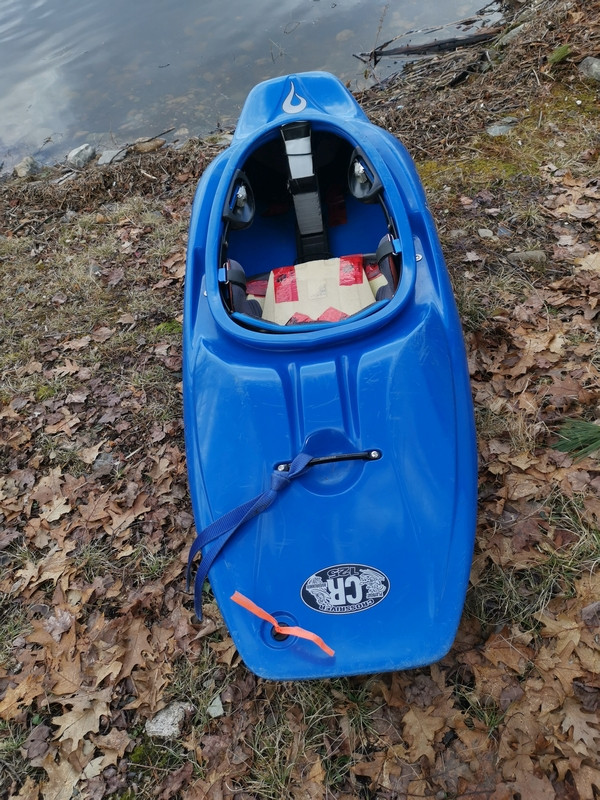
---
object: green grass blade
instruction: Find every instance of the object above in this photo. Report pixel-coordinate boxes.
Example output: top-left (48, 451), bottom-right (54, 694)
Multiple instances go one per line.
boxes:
top-left (553, 419), bottom-right (600, 461)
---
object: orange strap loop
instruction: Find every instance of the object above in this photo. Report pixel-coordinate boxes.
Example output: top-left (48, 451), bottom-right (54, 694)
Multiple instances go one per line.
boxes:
top-left (231, 591), bottom-right (335, 657)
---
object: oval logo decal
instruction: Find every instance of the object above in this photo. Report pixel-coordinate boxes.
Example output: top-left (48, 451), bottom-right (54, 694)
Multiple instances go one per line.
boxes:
top-left (301, 564), bottom-right (390, 614)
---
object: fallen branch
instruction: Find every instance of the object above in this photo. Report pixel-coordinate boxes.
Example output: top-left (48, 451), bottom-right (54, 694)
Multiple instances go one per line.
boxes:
top-left (360, 27), bottom-right (503, 63)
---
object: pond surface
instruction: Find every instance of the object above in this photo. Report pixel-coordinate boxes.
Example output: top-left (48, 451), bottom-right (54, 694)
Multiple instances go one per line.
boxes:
top-left (0, 0), bottom-right (499, 172)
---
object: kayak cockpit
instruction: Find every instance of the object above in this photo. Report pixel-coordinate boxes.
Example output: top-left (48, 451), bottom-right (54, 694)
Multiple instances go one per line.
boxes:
top-left (217, 122), bottom-right (403, 330)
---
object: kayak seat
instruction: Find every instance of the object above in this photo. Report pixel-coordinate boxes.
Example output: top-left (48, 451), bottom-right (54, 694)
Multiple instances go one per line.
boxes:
top-left (221, 260), bottom-right (263, 318)
top-left (223, 234), bottom-right (400, 325)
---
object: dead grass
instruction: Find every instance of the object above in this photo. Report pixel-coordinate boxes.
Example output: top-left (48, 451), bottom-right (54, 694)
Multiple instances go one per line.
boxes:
top-left (469, 488), bottom-right (600, 630)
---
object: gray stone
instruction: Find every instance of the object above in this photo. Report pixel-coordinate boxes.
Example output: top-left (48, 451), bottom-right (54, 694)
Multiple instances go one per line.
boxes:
top-left (486, 117), bottom-right (519, 137)
top-left (145, 702), bottom-right (194, 739)
top-left (97, 148), bottom-right (127, 166)
top-left (495, 24), bottom-right (526, 49)
top-left (578, 56), bottom-right (600, 82)
top-left (478, 228), bottom-right (494, 239)
top-left (91, 452), bottom-right (116, 477)
top-left (206, 694), bottom-right (225, 719)
top-left (14, 156), bottom-right (41, 178)
top-left (506, 250), bottom-right (547, 266)
top-left (215, 133), bottom-right (234, 147)
top-left (67, 143), bottom-right (96, 169)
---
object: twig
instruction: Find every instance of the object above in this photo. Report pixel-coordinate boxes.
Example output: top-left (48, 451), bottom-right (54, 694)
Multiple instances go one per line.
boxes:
top-left (133, 127), bottom-right (175, 145)
top-left (11, 213), bottom-right (54, 234)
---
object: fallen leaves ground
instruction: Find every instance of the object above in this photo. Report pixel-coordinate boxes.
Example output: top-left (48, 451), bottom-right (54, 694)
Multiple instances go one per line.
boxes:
top-left (1, 1), bottom-right (600, 798)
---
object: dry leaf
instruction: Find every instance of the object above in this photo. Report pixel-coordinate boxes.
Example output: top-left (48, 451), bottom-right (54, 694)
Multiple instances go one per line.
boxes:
top-left (401, 707), bottom-right (445, 763)
top-left (574, 252), bottom-right (600, 272)
top-left (40, 751), bottom-right (80, 800)
top-left (52, 694), bottom-right (110, 753)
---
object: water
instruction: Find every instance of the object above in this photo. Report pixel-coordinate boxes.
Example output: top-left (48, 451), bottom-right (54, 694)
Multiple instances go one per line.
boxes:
top-left (0, 0), bottom-right (498, 173)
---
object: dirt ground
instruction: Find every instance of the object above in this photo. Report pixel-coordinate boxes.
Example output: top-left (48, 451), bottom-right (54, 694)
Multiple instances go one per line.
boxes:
top-left (1, 1), bottom-right (600, 798)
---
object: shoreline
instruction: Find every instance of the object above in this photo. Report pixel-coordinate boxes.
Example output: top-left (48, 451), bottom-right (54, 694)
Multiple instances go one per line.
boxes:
top-left (1, 1), bottom-right (534, 185)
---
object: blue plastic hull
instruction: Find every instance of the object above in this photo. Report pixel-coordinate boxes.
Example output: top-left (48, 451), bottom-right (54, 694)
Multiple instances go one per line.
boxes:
top-left (183, 72), bottom-right (477, 680)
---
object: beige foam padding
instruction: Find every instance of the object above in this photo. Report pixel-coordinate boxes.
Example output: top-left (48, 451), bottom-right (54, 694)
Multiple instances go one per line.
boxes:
top-left (262, 256), bottom-right (377, 326)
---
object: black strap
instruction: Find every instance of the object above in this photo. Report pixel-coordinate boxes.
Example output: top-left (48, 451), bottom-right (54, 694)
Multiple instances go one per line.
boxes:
top-left (375, 235), bottom-right (402, 299)
top-left (281, 123), bottom-right (330, 262)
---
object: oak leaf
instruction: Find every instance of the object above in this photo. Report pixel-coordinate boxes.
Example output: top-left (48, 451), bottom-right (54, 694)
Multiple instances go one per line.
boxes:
top-left (42, 609), bottom-right (75, 642)
top-left (505, 771), bottom-right (556, 800)
top-left (107, 492), bottom-right (150, 536)
top-left (209, 637), bottom-right (238, 667)
top-left (52, 694), bottom-right (110, 753)
top-left (8, 776), bottom-right (41, 800)
top-left (89, 728), bottom-right (132, 768)
top-left (574, 252), bottom-right (600, 273)
top-left (78, 440), bottom-right (107, 465)
top-left (78, 491), bottom-right (112, 524)
top-left (352, 750), bottom-right (386, 790)
top-left (52, 358), bottom-right (81, 376)
top-left (483, 627), bottom-right (534, 673)
top-left (401, 706), bottom-right (445, 763)
top-left (91, 326), bottom-right (115, 342)
top-left (115, 615), bottom-right (152, 680)
top-left (0, 672), bottom-right (46, 720)
top-left (156, 762), bottom-right (195, 800)
top-left (560, 697), bottom-right (600, 754)
top-left (62, 335), bottom-right (91, 351)
top-left (47, 649), bottom-right (83, 697)
top-left (572, 764), bottom-right (600, 800)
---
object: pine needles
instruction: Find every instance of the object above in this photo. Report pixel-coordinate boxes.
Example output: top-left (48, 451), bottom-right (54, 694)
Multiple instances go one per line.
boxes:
top-left (553, 419), bottom-right (600, 461)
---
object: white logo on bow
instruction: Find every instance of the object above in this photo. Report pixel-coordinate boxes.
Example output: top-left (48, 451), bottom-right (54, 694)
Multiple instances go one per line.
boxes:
top-left (283, 81), bottom-right (307, 114)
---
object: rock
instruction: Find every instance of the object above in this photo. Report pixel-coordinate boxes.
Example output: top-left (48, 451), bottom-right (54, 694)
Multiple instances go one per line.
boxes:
top-left (98, 148), bottom-right (127, 166)
top-left (506, 250), bottom-right (547, 266)
top-left (67, 143), bottom-right (96, 169)
top-left (91, 452), bottom-right (116, 477)
top-left (486, 117), bottom-right (519, 137)
top-left (214, 133), bottom-right (234, 148)
top-left (14, 156), bottom-right (41, 178)
top-left (206, 694), bottom-right (225, 719)
top-left (548, 44), bottom-right (571, 65)
top-left (579, 56), bottom-right (600, 82)
top-left (495, 24), bottom-right (526, 49)
top-left (478, 228), bottom-right (494, 239)
top-left (132, 138), bottom-right (165, 154)
top-left (145, 702), bottom-right (194, 739)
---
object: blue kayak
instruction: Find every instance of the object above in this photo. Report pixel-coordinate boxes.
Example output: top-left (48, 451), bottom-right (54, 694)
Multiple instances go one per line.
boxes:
top-left (184, 72), bottom-right (477, 680)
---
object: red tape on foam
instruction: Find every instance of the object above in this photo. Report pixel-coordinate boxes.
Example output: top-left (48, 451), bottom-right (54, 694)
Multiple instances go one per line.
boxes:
top-left (231, 591), bottom-right (335, 657)
top-left (339, 255), bottom-right (364, 286)
top-left (272, 266), bottom-right (299, 303)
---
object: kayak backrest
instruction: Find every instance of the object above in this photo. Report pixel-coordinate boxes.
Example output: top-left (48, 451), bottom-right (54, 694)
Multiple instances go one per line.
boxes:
top-left (281, 122), bottom-right (330, 262)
